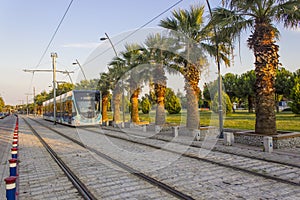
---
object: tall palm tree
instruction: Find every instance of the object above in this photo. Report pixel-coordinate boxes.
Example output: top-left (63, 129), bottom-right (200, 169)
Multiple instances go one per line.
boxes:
top-left (210, 0), bottom-right (300, 135)
top-left (115, 44), bottom-right (145, 123)
top-left (108, 58), bottom-right (127, 124)
top-left (144, 33), bottom-right (172, 126)
top-left (159, 5), bottom-right (210, 129)
top-left (98, 72), bottom-right (111, 123)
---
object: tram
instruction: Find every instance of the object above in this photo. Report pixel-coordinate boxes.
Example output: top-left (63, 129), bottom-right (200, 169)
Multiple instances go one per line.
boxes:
top-left (43, 90), bottom-right (101, 126)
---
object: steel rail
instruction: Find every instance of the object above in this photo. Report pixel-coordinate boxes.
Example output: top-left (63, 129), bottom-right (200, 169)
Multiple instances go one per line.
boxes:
top-left (83, 127), bottom-right (300, 187)
top-left (28, 117), bottom-right (195, 200)
top-left (99, 126), bottom-right (300, 169)
top-left (23, 118), bottom-right (97, 200)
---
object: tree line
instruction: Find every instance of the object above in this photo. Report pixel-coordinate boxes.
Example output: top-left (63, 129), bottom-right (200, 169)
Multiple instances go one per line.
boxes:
top-left (203, 67), bottom-right (300, 114)
top-left (22, 1), bottom-right (300, 136)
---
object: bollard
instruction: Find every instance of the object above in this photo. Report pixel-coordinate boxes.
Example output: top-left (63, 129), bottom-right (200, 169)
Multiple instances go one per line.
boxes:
top-left (12, 141), bottom-right (18, 148)
top-left (230, 132), bottom-right (235, 144)
top-left (155, 125), bottom-right (161, 134)
top-left (9, 159), bottom-right (18, 176)
top-left (4, 176), bottom-right (17, 200)
top-left (172, 126), bottom-right (179, 137)
top-left (11, 148), bottom-right (18, 159)
top-left (263, 136), bottom-right (273, 153)
top-left (12, 136), bottom-right (18, 143)
top-left (142, 125), bottom-right (147, 132)
top-left (224, 132), bottom-right (232, 146)
top-left (121, 122), bottom-right (125, 128)
top-left (192, 129), bottom-right (201, 141)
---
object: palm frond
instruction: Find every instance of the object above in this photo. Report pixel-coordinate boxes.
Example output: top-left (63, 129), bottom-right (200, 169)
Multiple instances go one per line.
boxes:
top-left (274, 0), bottom-right (300, 28)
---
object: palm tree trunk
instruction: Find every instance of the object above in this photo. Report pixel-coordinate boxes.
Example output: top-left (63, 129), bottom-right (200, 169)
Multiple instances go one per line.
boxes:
top-left (113, 91), bottom-right (122, 123)
top-left (155, 92), bottom-right (166, 126)
top-left (154, 67), bottom-right (166, 126)
top-left (184, 63), bottom-right (200, 129)
top-left (130, 89), bottom-right (140, 123)
top-left (102, 92), bottom-right (109, 122)
top-left (248, 23), bottom-right (278, 135)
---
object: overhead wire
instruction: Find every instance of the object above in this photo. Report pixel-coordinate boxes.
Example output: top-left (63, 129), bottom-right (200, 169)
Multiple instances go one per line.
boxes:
top-left (27, 0), bottom-right (74, 94)
top-left (28, 0), bottom-right (182, 93)
top-left (84, 0), bottom-right (183, 66)
top-left (34, 0), bottom-right (74, 69)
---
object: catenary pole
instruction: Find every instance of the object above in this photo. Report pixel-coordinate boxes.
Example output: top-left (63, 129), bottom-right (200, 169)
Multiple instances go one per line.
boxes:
top-left (51, 53), bottom-right (58, 125)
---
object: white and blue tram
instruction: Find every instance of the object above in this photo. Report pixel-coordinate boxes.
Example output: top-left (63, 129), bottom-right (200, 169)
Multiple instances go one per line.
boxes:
top-left (43, 90), bottom-right (101, 126)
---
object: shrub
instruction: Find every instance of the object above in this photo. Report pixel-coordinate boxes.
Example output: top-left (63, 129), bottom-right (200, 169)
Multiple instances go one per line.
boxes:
top-left (165, 88), bottom-right (181, 114)
top-left (211, 92), bottom-right (233, 114)
top-left (291, 77), bottom-right (300, 114)
top-left (141, 97), bottom-right (151, 114)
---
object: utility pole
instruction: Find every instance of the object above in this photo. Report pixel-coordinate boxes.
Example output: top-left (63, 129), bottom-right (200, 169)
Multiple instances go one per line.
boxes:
top-left (18, 100), bottom-right (24, 114)
top-left (26, 95), bottom-right (29, 116)
top-left (23, 53), bottom-right (74, 125)
top-left (33, 87), bottom-right (36, 117)
top-left (206, 0), bottom-right (224, 138)
top-left (24, 94), bottom-right (31, 115)
top-left (51, 53), bottom-right (57, 125)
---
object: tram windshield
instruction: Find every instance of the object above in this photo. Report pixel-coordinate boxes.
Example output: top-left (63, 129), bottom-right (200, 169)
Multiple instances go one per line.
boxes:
top-left (74, 91), bottom-right (100, 118)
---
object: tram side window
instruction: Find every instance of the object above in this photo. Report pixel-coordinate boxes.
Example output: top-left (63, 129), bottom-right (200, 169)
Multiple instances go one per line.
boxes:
top-left (64, 100), bottom-right (71, 116)
top-left (50, 102), bottom-right (54, 116)
top-left (72, 100), bottom-right (77, 117)
top-left (47, 103), bottom-right (51, 116)
top-left (57, 100), bottom-right (60, 117)
top-left (45, 103), bottom-right (48, 116)
top-left (43, 104), bottom-right (45, 115)
top-left (95, 99), bottom-right (100, 113)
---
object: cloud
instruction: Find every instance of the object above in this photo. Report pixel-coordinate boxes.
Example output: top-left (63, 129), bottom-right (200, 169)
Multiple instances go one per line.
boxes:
top-left (61, 42), bottom-right (99, 49)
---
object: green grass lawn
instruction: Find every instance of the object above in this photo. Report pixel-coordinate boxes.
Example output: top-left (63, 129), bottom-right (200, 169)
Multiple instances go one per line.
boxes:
top-left (135, 109), bottom-right (300, 132)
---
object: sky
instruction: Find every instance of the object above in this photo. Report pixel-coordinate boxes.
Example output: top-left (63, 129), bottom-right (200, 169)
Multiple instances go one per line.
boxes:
top-left (0, 0), bottom-right (299, 105)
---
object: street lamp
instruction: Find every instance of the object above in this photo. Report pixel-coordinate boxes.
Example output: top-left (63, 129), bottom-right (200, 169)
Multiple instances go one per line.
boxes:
top-left (100, 33), bottom-right (118, 56)
top-left (72, 59), bottom-right (87, 81)
top-left (100, 33), bottom-right (126, 127)
top-left (206, 0), bottom-right (224, 138)
top-left (51, 52), bottom-right (58, 125)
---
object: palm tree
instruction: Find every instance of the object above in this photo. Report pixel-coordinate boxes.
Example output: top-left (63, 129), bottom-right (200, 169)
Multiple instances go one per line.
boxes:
top-left (159, 5), bottom-right (210, 129)
top-left (114, 44), bottom-right (145, 123)
top-left (108, 58), bottom-right (127, 124)
top-left (98, 72), bottom-right (111, 123)
top-left (144, 33), bottom-right (171, 126)
top-left (210, 0), bottom-right (300, 135)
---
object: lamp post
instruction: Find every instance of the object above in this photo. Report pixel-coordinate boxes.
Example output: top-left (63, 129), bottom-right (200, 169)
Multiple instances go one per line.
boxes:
top-left (100, 33), bottom-right (118, 56)
top-left (100, 33), bottom-right (125, 127)
top-left (72, 59), bottom-right (87, 81)
top-left (51, 52), bottom-right (58, 125)
top-left (206, 0), bottom-right (224, 138)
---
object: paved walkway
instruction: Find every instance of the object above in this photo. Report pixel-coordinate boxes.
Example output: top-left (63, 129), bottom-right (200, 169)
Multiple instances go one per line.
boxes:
top-left (0, 115), bottom-right (16, 200)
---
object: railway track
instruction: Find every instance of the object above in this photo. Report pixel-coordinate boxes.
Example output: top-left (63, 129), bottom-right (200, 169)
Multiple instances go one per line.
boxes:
top-left (24, 117), bottom-right (194, 200)
top-left (98, 126), bottom-right (300, 169)
top-left (87, 126), bottom-right (300, 187)
top-left (23, 118), bottom-right (97, 200)
top-left (27, 117), bottom-right (300, 199)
